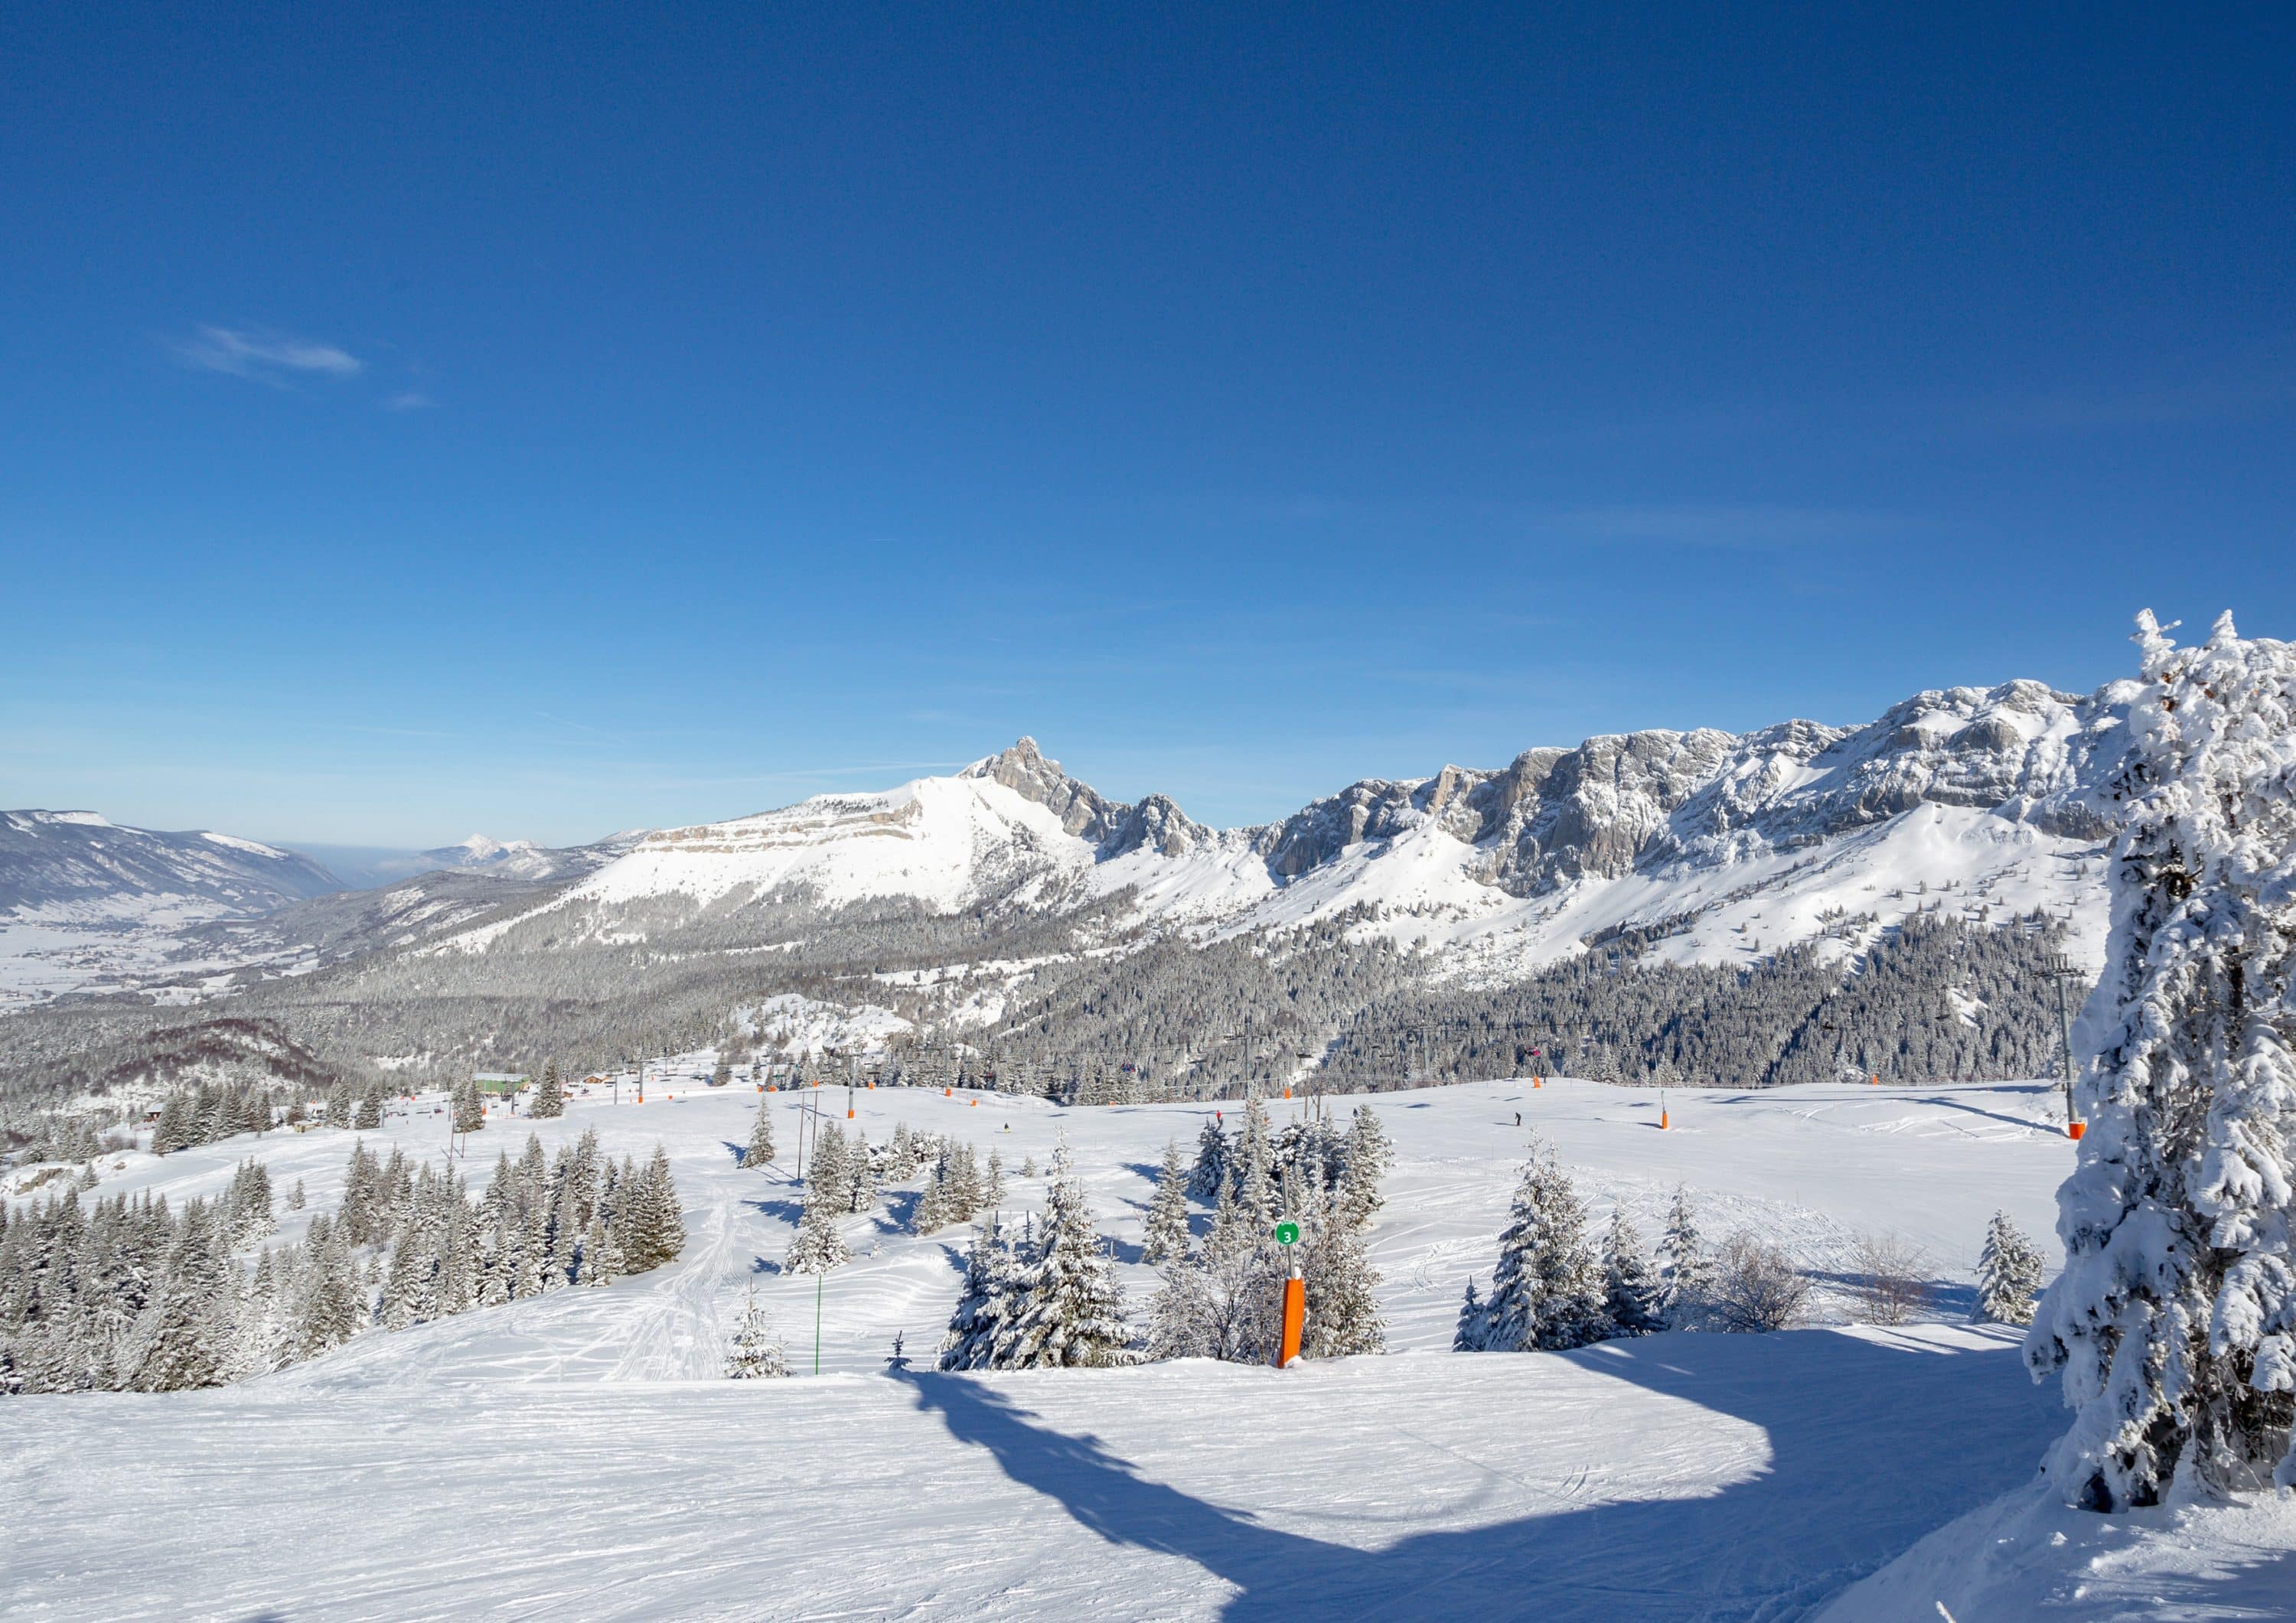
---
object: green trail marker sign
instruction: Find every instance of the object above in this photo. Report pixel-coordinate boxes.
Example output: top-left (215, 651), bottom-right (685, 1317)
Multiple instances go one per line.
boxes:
top-left (1273, 1221), bottom-right (1300, 1247)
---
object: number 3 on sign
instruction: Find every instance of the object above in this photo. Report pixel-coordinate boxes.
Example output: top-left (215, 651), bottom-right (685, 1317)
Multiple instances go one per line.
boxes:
top-left (1273, 1221), bottom-right (1300, 1247)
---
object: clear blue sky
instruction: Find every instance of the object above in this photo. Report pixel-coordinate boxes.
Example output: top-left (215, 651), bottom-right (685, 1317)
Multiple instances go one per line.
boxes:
top-left (4, 5), bottom-right (2291, 846)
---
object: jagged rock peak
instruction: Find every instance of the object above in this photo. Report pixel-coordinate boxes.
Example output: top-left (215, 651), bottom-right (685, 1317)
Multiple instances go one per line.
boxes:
top-left (963, 738), bottom-right (1208, 858)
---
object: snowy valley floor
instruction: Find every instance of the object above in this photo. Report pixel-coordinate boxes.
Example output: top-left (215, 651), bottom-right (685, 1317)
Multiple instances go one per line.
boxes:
top-left (7, 1077), bottom-right (2295, 1618)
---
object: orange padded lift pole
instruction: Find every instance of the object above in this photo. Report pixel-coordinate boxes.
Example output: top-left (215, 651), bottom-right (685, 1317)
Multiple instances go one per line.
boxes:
top-left (1277, 1269), bottom-right (1305, 1368)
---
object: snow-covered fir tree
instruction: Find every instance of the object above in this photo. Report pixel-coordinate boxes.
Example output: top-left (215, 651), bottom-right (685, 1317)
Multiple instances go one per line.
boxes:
top-left (530, 1060), bottom-right (565, 1119)
top-left (784, 1199), bottom-right (850, 1275)
top-left (745, 1105), bottom-right (775, 1169)
top-left (1454, 1142), bottom-right (1609, 1353)
top-left (725, 1287), bottom-right (791, 1378)
top-left (1300, 1186), bottom-right (1384, 1357)
top-left (1141, 1136), bottom-right (1192, 1266)
top-left (1658, 1185), bottom-right (1708, 1328)
top-left (938, 1217), bottom-right (1021, 1371)
top-left (2027, 611), bottom-right (2296, 1507)
top-left (1231, 1100), bottom-right (1277, 1226)
top-left (984, 1141), bottom-right (1131, 1369)
top-left (805, 1123), bottom-right (850, 1213)
top-left (621, 1146), bottom-right (687, 1271)
top-left (1973, 1211), bottom-right (2043, 1328)
top-left (845, 1130), bottom-right (878, 1214)
top-left (450, 1077), bottom-right (484, 1134)
top-left (1189, 1116), bottom-right (1228, 1199)
top-left (981, 1149), bottom-right (1005, 1209)
top-left (1603, 1208), bottom-right (1665, 1337)
top-left (1336, 1105), bottom-right (1393, 1230)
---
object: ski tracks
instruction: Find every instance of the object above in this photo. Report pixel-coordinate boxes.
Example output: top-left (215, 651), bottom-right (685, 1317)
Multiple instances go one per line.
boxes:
top-left (611, 1198), bottom-right (738, 1382)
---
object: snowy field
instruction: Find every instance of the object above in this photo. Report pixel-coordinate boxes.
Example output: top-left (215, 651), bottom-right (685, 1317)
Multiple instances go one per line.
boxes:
top-left (6, 1076), bottom-right (2290, 1618)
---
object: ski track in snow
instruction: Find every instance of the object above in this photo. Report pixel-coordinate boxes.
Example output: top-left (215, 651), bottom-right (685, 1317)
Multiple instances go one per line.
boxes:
top-left (6, 1076), bottom-right (2289, 1618)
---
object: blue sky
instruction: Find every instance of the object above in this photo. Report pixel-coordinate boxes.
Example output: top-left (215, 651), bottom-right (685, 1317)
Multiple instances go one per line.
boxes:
top-left (3, 5), bottom-right (2291, 846)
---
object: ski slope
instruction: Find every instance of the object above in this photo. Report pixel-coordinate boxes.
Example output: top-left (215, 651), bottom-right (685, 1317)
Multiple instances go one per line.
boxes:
top-left (5, 1077), bottom-right (2287, 1618)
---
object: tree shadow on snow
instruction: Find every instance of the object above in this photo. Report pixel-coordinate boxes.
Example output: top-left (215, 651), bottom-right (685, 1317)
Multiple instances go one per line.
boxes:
top-left (1802, 1273), bottom-right (1982, 1323)
top-left (894, 1328), bottom-right (2062, 1621)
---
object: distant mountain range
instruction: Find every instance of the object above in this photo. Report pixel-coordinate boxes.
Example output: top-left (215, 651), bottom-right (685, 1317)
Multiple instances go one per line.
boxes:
top-left (0, 673), bottom-right (2132, 1015)
top-left (293, 833), bottom-right (645, 889)
top-left (448, 675), bottom-right (2125, 978)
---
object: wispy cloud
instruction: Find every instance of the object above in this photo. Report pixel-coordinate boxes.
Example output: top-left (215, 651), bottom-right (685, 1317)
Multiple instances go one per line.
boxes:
top-left (171, 324), bottom-right (363, 386)
top-left (383, 389), bottom-right (435, 411)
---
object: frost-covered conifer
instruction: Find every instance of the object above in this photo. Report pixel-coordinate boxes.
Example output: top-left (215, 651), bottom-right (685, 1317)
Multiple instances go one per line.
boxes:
top-left (1453, 1279), bottom-right (1484, 1351)
top-left (451, 1077), bottom-right (484, 1134)
top-left (805, 1124), bottom-right (850, 1214)
top-left (912, 1155), bottom-right (954, 1234)
top-left (287, 1180), bottom-right (305, 1213)
top-left (1974, 1211), bottom-right (2043, 1328)
top-left (1231, 1100), bottom-right (1277, 1225)
top-left (1301, 1190), bottom-right (1384, 1358)
top-left (1603, 1208), bottom-right (1665, 1337)
top-left (725, 1287), bottom-right (791, 1378)
top-left (1189, 1117), bottom-right (1228, 1199)
top-left (1456, 1142), bottom-right (1609, 1353)
top-left (2027, 611), bottom-right (2296, 1507)
top-left (846, 1132), bottom-right (878, 1215)
top-left (1141, 1137), bottom-right (1192, 1266)
top-left (623, 1146), bottom-right (686, 1270)
top-left (1336, 1106), bottom-right (1393, 1230)
top-left (745, 1106), bottom-right (775, 1169)
top-left (981, 1149), bottom-right (1005, 1210)
top-left (783, 1200), bottom-right (850, 1276)
top-left (990, 1142), bottom-right (1132, 1369)
top-left (938, 1218), bottom-right (1020, 1370)
top-left (1658, 1185), bottom-right (1708, 1328)
top-left (530, 1060), bottom-right (565, 1119)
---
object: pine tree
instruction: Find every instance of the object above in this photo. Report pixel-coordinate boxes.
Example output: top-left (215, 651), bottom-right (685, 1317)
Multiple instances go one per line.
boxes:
top-left (1301, 1190), bottom-right (1384, 1358)
top-left (981, 1149), bottom-right (1005, 1210)
top-left (990, 1142), bottom-right (1132, 1368)
top-left (1189, 1117), bottom-right (1228, 1198)
top-left (912, 1154), bottom-right (954, 1234)
top-left (1336, 1106), bottom-right (1394, 1230)
top-left (783, 1201), bottom-right (850, 1276)
top-left (846, 1131), bottom-right (878, 1215)
top-left (2028, 613), bottom-right (2296, 1507)
top-left (623, 1146), bottom-right (686, 1271)
top-left (1453, 1279), bottom-right (1486, 1351)
top-left (806, 1124), bottom-right (850, 1216)
top-left (725, 1287), bottom-right (791, 1378)
top-left (1458, 1143), bottom-right (1609, 1352)
top-left (1231, 1100), bottom-right (1277, 1225)
top-left (1603, 1208), bottom-right (1665, 1336)
top-left (353, 1084), bottom-right (383, 1132)
top-left (1974, 1211), bottom-right (2043, 1328)
top-left (745, 1105), bottom-right (776, 1169)
top-left (531, 1061), bottom-right (565, 1119)
top-left (1658, 1185), bottom-right (1708, 1328)
top-left (938, 1218), bottom-right (1020, 1370)
top-left (451, 1078), bottom-right (485, 1134)
top-left (1141, 1137), bottom-right (1192, 1266)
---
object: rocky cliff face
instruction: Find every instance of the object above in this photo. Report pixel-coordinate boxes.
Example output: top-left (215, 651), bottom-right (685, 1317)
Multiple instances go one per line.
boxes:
top-left (962, 676), bottom-right (2131, 904)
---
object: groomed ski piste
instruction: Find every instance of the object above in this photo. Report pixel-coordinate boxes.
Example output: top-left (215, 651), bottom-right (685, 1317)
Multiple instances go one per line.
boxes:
top-left (8, 1075), bottom-right (2292, 1620)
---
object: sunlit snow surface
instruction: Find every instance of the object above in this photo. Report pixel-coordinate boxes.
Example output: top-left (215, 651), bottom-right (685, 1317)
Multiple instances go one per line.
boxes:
top-left (7, 1079), bottom-right (2285, 1618)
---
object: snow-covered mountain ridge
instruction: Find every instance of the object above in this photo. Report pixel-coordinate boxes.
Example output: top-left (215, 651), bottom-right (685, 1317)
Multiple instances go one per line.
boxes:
top-left (456, 676), bottom-right (2132, 973)
top-left (0, 810), bottom-right (341, 917)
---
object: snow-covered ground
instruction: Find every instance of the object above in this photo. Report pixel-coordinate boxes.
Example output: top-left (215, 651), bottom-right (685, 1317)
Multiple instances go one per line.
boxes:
top-left (6, 1077), bottom-right (2289, 1618)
